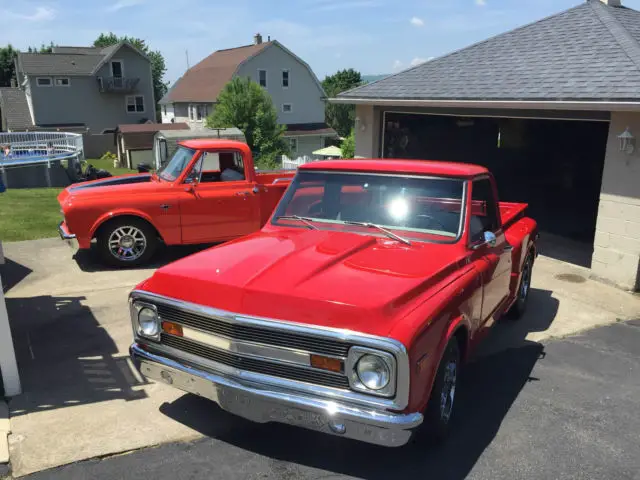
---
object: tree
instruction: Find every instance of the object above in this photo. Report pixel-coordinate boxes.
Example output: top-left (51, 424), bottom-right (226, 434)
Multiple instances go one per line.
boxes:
top-left (341, 129), bottom-right (355, 159)
top-left (93, 33), bottom-right (167, 116)
top-left (322, 69), bottom-right (364, 137)
top-left (0, 45), bottom-right (17, 87)
top-left (206, 77), bottom-right (289, 169)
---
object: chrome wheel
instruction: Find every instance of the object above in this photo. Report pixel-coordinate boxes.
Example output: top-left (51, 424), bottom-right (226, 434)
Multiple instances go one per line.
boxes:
top-left (520, 259), bottom-right (532, 301)
top-left (440, 360), bottom-right (457, 423)
top-left (108, 226), bottom-right (147, 262)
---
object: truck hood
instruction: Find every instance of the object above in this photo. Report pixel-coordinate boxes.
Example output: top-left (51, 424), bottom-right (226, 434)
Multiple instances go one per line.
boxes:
top-left (141, 230), bottom-right (470, 337)
top-left (59, 174), bottom-right (158, 204)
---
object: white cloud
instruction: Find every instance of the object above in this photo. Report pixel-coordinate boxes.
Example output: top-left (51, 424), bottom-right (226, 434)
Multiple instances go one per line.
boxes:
top-left (1, 6), bottom-right (56, 22)
top-left (475, 0), bottom-right (487, 6)
top-left (392, 59), bottom-right (404, 70)
top-left (106, 0), bottom-right (145, 12)
top-left (410, 57), bottom-right (427, 66)
top-left (410, 17), bottom-right (424, 27)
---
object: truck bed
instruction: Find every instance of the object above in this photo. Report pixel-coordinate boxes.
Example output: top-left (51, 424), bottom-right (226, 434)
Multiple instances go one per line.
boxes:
top-left (499, 201), bottom-right (528, 228)
top-left (255, 170), bottom-right (295, 186)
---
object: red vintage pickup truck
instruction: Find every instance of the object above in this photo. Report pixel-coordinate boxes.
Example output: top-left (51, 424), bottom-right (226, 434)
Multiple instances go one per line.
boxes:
top-left (58, 140), bottom-right (293, 266)
top-left (129, 159), bottom-right (538, 447)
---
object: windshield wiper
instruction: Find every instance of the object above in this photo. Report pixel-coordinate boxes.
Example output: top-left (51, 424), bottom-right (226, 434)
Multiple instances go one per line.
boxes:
top-left (276, 215), bottom-right (319, 230)
top-left (343, 221), bottom-right (412, 246)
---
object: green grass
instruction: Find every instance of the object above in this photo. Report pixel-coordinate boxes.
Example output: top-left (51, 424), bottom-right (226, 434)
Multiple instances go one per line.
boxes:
top-left (0, 159), bottom-right (136, 242)
top-left (0, 188), bottom-right (63, 241)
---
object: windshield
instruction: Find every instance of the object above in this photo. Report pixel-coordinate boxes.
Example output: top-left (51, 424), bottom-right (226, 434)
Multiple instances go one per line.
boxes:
top-left (272, 171), bottom-right (465, 241)
top-left (157, 146), bottom-right (196, 181)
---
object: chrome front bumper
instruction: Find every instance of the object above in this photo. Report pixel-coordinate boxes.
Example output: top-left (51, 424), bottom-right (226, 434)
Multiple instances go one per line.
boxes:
top-left (130, 343), bottom-right (423, 447)
top-left (58, 221), bottom-right (78, 251)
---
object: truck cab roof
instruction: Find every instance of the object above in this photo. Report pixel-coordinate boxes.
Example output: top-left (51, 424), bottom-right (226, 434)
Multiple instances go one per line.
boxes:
top-left (300, 159), bottom-right (489, 179)
top-left (178, 139), bottom-right (250, 151)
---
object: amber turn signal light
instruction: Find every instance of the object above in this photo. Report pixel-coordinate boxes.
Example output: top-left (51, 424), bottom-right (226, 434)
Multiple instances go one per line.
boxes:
top-left (162, 321), bottom-right (183, 337)
top-left (310, 354), bottom-right (343, 373)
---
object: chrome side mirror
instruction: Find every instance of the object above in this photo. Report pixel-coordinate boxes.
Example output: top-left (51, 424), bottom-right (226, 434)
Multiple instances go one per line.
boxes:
top-left (472, 231), bottom-right (497, 250)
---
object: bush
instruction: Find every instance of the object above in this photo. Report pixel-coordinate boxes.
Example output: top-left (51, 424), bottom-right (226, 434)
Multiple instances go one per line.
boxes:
top-left (341, 130), bottom-right (355, 159)
top-left (100, 151), bottom-right (118, 162)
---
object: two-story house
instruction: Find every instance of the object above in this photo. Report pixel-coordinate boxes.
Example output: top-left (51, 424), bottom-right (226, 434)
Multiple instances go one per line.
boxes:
top-left (159, 34), bottom-right (336, 158)
top-left (0, 43), bottom-right (154, 136)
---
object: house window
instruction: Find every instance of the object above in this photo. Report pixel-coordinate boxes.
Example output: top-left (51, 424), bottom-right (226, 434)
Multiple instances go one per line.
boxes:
top-left (282, 69), bottom-right (289, 88)
top-left (258, 69), bottom-right (267, 88)
top-left (111, 61), bottom-right (123, 78)
top-left (282, 103), bottom-right (293, 113)
top-left (189, 104), bottom-right (208, 121)
top-left (55, 78), bottom-right (70, 87)
top-left (126, 95), bottom-right (144, 113)
top-left (288, 137), bottom-right (298, 154)
top-left (36, 77), bottom-right (52, 87)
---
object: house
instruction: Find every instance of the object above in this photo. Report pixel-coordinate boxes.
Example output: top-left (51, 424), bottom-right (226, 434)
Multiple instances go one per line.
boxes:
top-left (333, 0), bottom-right (640, 292)
top-left (159, 34), bottom-right (337, 158)
top-left (0, 43), bottom-right (155, 154)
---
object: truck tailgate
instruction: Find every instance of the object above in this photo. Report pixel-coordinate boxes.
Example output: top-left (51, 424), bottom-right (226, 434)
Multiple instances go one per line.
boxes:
top-left (499, 201), bottom-right (528, 228)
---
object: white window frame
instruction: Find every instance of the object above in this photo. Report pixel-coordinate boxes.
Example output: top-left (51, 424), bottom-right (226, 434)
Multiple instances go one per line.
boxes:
top-left (36, 77), bottom-right (52, 87)
top-left (282, 103), bottom-right (293, 113)
top-left (258, 69), bottom-right (267, 88)
top-left (282, 69), bottom-right (290, 89)
top-left (125, 95), bottom-right (145, 114)
top-left (288, 137), bottom-right (298, 154)
top-left (189, 104), bottom-right (208, 122)
top-left (54, 77), bottom-right (70, 87)
top-left (110, 60), bottom-right (124, 78)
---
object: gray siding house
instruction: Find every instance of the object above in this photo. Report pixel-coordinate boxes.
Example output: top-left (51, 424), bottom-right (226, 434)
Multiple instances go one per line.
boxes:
top-left (160, 34), bottom-right (336, 158)
top-left (2, 43), bottom-right (154, 134)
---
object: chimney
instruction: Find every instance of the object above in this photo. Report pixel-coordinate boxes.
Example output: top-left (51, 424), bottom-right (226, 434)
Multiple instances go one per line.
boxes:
top-left (254, 33), bottom-right (263, 45)
top-left (599, 0), bottom-right (621, 6)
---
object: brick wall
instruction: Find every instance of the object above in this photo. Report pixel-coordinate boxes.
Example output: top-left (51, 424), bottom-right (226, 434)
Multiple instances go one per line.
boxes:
top-left (591, 111), bottom-right (640, 291)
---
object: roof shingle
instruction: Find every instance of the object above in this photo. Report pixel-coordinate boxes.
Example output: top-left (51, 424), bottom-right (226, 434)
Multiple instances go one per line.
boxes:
top-left (0, 88), bottom-right (34, 131)
top-left (161, 43), bottom-right (271, 104)
top-left (339, 0), bottom-right (640, 102)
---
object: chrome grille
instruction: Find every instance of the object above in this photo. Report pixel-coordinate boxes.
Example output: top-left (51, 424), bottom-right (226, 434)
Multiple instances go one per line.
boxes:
top-left (161, 333), bottom-right (350, 389)
top-left (156, 304), bottom-right (351, 357)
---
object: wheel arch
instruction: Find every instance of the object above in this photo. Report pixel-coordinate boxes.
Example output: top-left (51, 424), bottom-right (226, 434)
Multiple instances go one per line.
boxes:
top-left (91, 212), bottom-right (163, 242)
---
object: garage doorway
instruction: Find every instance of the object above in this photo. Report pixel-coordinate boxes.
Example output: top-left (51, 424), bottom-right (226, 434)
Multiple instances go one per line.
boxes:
top-left (381, 112), bottom-right (609, 267)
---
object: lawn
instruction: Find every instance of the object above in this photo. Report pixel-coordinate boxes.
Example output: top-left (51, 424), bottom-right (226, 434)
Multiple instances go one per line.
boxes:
top-left (0, 159), bottom-right (136, 242)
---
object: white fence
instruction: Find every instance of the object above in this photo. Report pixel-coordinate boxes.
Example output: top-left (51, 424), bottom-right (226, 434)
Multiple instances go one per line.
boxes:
top-left (0, 131), bottom-right (84, 167)
top-left (280, 155), bottom-right (316, 170)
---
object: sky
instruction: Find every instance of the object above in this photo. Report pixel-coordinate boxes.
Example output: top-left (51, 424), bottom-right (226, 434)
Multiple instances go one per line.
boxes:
top-left (2, 0), bottom-right (640, 86)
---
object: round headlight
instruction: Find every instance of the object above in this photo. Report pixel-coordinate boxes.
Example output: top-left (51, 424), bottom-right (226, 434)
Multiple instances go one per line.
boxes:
top-left (356, 354), bottom-right (390, 390)
top-left (138, 307), bottom-right (159, 337)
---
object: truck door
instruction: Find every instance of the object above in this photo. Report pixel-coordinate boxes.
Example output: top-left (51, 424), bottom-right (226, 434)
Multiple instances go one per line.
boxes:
top-left (469, 177), bottom-right (513, 326)
top-left (179, 150), bottom-right (260, 244)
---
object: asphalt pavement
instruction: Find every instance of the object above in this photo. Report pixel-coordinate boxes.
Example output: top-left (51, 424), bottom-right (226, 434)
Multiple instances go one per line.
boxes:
top-left (25, 320), bottom-right (640, 480)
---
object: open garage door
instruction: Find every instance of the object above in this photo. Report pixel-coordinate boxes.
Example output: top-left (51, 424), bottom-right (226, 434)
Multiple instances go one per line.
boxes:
top-left (381, 112), bottom-right (609, 266)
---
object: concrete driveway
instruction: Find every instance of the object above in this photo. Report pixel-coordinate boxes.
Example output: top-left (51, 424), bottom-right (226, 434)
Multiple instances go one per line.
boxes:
top-left (1, 238), bottom-right (639, 477)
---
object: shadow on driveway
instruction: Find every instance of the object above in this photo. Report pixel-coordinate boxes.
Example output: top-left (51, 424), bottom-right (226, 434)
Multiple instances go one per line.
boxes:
top-left (6, 294), bottom-right (148, 417)
top-left (1, 257), bottom-right (33, 293)
top-left (157, 288), bottom-right (558, 479)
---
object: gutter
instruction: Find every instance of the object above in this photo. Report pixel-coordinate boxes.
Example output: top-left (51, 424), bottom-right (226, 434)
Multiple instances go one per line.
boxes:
top-left (328, 97), bottom-right (640, 112)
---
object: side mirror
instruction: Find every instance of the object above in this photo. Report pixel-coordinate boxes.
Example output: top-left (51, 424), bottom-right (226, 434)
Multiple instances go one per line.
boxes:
top-left (472, 231), bottom-right (497, 250)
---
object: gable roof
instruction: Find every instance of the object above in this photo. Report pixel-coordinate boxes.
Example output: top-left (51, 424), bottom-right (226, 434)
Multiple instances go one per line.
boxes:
top-left (160, 42), bottom-right (271, 104)
top-left (0, 88), bottom-right (34, 131)
top-left (338, 0), bottom-right (640, 104)
top-left (16, 42), bottom-right (148, 77)
top-left (160, 40), bottom-right (326, 104)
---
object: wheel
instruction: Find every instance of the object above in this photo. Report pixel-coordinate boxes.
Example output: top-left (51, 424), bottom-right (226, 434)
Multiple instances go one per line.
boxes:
top-left (508, 252), bottom-right (533, 319)
top-left (97, 217), bottom-right (157, 267)
top-left (414, 338), bottom-right (460, 445)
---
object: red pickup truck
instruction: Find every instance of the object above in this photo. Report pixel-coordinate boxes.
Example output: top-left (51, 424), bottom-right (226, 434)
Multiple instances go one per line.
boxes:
top-left (58, 140), bottom-right (293, 266)
top-left (129, 159), bottom-right (538, 447)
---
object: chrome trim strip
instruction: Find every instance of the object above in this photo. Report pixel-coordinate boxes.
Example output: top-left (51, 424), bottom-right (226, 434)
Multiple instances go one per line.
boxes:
top-left (165, 328), bottom-right (319, 369)
top-left (58, 221), bottom-right (76, 239)
top-left (130, 290), bottom-right (410, 410)
top-left (130, 343), bottom-right (422, 447)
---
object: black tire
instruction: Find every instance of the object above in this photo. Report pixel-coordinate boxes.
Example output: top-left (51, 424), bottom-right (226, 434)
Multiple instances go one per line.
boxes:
top-left (508, 252), bottom-right (534, 319)
top-left (96, 217), bottom-right (158, 267)
top-left (413, 338), bottom-right (460, 445)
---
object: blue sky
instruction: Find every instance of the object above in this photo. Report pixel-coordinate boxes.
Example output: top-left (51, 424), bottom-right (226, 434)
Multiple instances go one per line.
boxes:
top-left (2, 0), bottom-right (640, 86)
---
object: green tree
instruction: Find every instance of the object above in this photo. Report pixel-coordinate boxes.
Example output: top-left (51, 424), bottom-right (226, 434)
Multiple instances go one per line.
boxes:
top-left (322, 69), bottom-right (364, 137)
top-left (0, 45), bottom-right (17, 87)
top-left (93, 33), bottom-right (167, 117)
top-left (206, 77), bottom-right (289, 169)
top-left (341, 129), bottom-right (355, 159)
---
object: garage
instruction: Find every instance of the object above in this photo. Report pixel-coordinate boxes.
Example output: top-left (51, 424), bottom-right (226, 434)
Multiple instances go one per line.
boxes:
top-left (334, 0), bottom-right (640, 291)
top-left (380, 111), bottom-right (609, 253)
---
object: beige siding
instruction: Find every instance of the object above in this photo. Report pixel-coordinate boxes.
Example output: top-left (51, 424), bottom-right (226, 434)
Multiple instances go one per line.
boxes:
top-left (591, 111), bottom-right (640, 290)
top-left (354, 104), bottom-right (379, 158)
